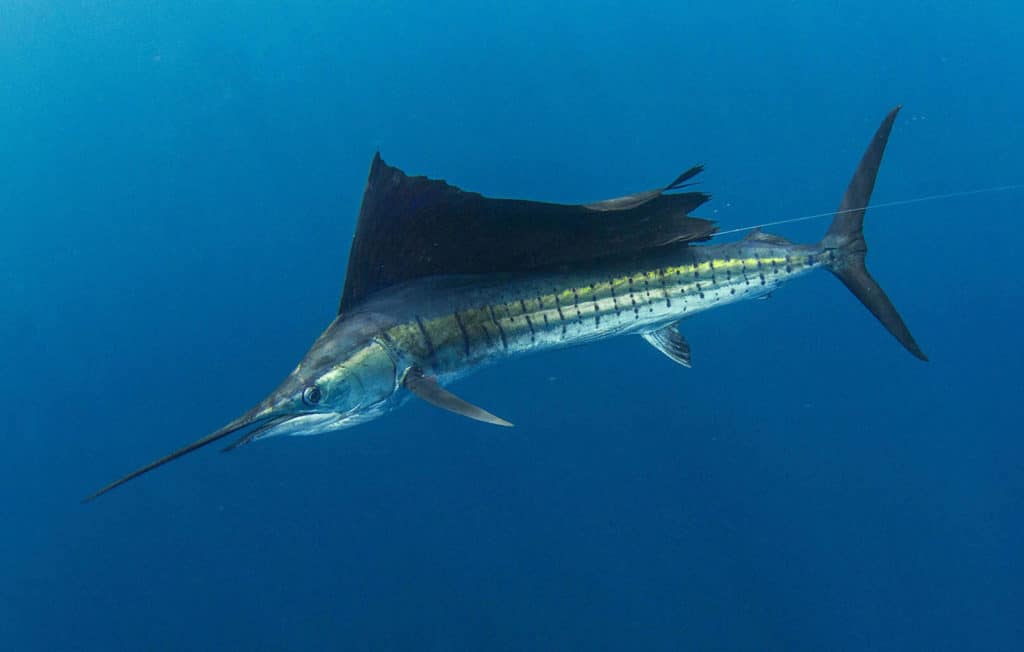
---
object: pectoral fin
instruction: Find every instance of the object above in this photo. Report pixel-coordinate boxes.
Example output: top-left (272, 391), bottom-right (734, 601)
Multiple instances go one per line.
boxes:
top-left (641, 323), bottom-right (692, 368)
top-left (404, 368), bottom-right (513, 427)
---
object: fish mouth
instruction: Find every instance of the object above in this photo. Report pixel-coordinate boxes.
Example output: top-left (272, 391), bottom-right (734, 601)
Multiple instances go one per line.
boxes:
top-left (220, 412), bottom-right (354, 451)
top-left (221, 397), bottom-right (395, 452)
top-left (221, 414), bottom-right (295, 451)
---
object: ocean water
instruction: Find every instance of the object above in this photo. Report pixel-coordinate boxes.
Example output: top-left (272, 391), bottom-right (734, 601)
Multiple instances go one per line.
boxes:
top-left (3, 2), bottom-right (1022, 650)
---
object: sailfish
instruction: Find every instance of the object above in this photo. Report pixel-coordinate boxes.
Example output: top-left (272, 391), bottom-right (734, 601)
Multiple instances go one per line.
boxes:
top-left (85, 106), bottom-right (925, 501)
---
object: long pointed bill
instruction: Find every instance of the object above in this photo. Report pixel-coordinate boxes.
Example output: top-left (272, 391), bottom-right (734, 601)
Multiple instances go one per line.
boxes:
top-left (82, 405), bottom-right (276, 503)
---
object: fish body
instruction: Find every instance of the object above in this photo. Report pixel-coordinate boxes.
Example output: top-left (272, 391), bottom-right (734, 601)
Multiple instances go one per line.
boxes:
top-left (85, 106), bottom-right (924, 501)
top-left (353, 238), bottom-right (816, 384)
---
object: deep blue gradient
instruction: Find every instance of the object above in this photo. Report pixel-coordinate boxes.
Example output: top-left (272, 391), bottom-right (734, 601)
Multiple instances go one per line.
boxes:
top-left (3, 2), bottom-right (1022, 650)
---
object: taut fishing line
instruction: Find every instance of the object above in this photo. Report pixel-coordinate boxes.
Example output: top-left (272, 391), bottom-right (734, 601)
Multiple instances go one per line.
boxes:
top-left (711, 183), bottom-right (1024, 238)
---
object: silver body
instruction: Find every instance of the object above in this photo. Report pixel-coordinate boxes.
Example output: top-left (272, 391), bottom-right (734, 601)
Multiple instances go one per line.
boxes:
top-left (354, 239), bottom-right (823, 391)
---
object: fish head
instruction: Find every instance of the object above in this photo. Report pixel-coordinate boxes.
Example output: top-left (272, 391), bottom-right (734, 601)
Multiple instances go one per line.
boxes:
top-left (82, 313), bottom-right (400, 501)
top-left (237, 313), bottom-right (400, 445)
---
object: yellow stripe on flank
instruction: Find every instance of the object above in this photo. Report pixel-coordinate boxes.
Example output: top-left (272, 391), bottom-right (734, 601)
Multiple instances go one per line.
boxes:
top-left (663, 256), bottom-right (790, 276)
top-left (386, 254), bottom-right (813, 361)
top-left (551, 257), bottom-right (799, 301)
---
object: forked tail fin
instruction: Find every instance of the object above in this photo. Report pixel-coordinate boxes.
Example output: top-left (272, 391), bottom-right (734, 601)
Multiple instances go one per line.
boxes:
top-left (820, 106), bottom-right (927, 361)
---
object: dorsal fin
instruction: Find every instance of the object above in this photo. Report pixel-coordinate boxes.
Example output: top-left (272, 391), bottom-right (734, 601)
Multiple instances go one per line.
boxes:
top-left (743, 228), bottom-right (792, 245)
top-left (583, 164), bottom-right (705, 211)
top-left (338, 154), bottom-right (715, 313)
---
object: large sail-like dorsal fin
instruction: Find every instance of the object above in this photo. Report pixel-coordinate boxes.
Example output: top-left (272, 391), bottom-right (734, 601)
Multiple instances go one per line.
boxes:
top-left (338, 154), bottom-right (715, 313)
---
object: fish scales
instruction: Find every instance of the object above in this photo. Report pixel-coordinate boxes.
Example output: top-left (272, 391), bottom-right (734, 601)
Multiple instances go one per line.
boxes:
top-left (386, 241), bottom-right (823, 377)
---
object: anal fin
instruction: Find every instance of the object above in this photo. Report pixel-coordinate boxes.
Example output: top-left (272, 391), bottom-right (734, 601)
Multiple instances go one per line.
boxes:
top-left (405, 368), bottom-right (513, 427)
top-left (641, 323), bottom-right (692, 368)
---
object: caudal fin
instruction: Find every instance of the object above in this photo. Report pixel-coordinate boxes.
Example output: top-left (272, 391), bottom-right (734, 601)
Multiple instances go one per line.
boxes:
top-left (820, 106), bottom-right (927, 361)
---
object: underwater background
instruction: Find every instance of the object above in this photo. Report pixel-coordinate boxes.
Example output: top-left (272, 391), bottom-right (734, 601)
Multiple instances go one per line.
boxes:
top-left (3, 1), bottom-right (1022, 650)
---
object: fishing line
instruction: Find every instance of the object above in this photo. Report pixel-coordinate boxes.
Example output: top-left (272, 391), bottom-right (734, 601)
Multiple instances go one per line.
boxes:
top-left (711, 183), bottom-right (1024, 238)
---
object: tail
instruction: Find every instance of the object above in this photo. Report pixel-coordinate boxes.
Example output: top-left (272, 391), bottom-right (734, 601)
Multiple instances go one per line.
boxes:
top-left (820, 106), bottom-right (927, 361)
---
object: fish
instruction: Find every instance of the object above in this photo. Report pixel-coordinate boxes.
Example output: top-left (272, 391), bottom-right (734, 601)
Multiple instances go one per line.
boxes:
top-left (84, 106), bottom-right (924, 501)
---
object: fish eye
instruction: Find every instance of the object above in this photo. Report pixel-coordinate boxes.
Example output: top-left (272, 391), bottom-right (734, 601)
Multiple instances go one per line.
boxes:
top-left (302, 385), bottom-right (322, 406)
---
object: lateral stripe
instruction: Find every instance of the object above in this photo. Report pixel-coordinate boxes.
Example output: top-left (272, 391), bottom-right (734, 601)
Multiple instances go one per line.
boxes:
top-left (487, 305), bottom-right (509, 350)
top-left (453, 311), bottom-right (471, 357)
top-left (395, 252), bottom-right (815, 364)
top-left (414, 315), bottom-right (436, 358)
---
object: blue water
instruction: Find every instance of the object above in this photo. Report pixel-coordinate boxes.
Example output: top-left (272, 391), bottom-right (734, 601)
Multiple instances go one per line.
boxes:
top-left (4, 2), bottom-right (1022, 650)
